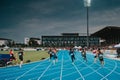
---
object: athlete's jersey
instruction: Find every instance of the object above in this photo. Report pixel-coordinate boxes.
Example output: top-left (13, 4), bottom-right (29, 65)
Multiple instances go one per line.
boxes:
top-left (18, 52), bottom-right (23, 56)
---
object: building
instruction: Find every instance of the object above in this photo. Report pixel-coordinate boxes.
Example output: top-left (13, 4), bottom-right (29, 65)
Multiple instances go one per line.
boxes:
top-left (42, 33), bottom-right (100, 47)
top-left (30, 38), bottom-right (41, 45)
top-left (24, 37), bottom-right (30, 45)
top-left (0, 38), bottom-right (14, 47)
top-left (24, 37), bottom-right (41, 46)
top-left (91, 26), bottom-right (120, 46)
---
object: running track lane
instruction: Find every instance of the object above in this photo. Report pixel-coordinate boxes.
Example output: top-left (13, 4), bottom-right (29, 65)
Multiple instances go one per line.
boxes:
top-left (0, 50), bottom-right (120, 80)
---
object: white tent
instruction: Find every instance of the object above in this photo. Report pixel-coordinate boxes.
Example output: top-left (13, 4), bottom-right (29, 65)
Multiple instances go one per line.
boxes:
top-left (74, 46), bottom-right (82, 49)
top-left (114, 43), bottom-right (120, 48)
top-left (4, 45), bottom-right (9, 49)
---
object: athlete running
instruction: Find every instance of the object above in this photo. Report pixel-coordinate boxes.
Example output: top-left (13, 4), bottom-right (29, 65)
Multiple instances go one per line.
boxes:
top-left (8, 49), bottom-right (17, 65)
top-left (48, 48), bottom-right (53, 61)
top-left (97, 48), bottom-right (104, 67)
top-left (18, 48), bottom-right (24, 68)
top-left (81, 48), bottom-right (87, 62)
top-left (92, 48), bottom-right (98, 63)
top-left (69, 48), bottom-right (75, 64)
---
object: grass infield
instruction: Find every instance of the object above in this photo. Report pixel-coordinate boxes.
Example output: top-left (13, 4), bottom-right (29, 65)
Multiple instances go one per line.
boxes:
top-left (0, 50), bottom-right (49, 64)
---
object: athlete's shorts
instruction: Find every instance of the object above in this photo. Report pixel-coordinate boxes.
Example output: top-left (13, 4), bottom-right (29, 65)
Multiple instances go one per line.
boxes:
top-left (19, 56), bottom-right (23, 61)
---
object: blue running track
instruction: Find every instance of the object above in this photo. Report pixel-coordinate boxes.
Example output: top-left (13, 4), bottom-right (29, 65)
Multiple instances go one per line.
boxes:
top-left (0, 50), bottom-right (120, 80)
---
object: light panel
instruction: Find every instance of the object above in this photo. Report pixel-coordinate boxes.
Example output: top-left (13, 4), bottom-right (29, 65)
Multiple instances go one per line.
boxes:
top-left (84, 0), bottom-right (91, 7)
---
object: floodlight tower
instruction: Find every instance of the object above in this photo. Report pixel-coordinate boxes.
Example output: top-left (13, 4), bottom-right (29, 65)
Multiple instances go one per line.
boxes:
top-left (84, 0), bottom-right (91, 48)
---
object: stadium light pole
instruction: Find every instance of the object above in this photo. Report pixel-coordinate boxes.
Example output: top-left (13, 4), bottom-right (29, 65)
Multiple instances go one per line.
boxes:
top-left (84, 0), bottom-right (91, 48)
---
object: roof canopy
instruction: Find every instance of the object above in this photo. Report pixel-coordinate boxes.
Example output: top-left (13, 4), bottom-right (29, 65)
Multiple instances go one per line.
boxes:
top-left (91, 26), bottom-right (120, 38)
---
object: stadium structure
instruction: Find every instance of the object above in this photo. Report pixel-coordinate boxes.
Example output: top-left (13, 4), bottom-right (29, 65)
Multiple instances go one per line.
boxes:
top-left (42, 26), bottom-right (120, 47)
top-left (91, 26), bottom-right (120, 46)
top-left (42, 33), bottom-right (99, 47)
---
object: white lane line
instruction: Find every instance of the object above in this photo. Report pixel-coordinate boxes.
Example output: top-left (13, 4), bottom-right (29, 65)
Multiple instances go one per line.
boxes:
top-left (37, 63), bottom-right (52, 80)
top-left (75, 52), bottom-right (109, 80)
top-left (53, 50), bottom-right (94, 80)
top-left (90, 66), bottom-right (108, 80)
top-left (76, 66), bottom-right (102, 80)
top-left (37, 50), bottom-right (63, 80)
top-left (104, 66), bottom-right (120, 75)
top-left (92, 58), bottom-right (118, 80)
top-left (53, 63), bottom-right (94, 80)
top-left (73, 63), bottom-right (85, 80)
top-left (15, 62), bottom-right (44, 80)
top-left (2, 61), bottom-right (50, 76)
top-left (68, 51), bottom-right (85, 80)
top-left (105, 60), bottom-right (118, 68)
top-left (60, 52), bottom-right (64, 80)
top-left (100, 61), bottom-right (117, 80)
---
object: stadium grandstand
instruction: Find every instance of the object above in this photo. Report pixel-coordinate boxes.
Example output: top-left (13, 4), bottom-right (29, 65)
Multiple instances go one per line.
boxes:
top-left (91, 26), bottom-right (120, 46)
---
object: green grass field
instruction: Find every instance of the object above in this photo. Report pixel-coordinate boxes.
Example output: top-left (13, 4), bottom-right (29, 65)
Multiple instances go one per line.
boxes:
top-left (0, 50), bottom-right (49, 64)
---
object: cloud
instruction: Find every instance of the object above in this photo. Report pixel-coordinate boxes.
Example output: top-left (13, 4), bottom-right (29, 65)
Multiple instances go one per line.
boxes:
top-left (89, 7), bottom-right (120, 33)
top-left (0, 0), bottom-right (120, 42)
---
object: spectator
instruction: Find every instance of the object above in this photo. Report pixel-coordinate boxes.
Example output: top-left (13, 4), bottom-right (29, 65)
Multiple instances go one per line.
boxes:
top-left (116, 48), bottom-right (120, 58)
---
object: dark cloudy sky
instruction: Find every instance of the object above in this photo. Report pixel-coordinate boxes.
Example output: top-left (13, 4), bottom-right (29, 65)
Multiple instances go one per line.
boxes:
top-left (0, 0), bottom-right (120, 42)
